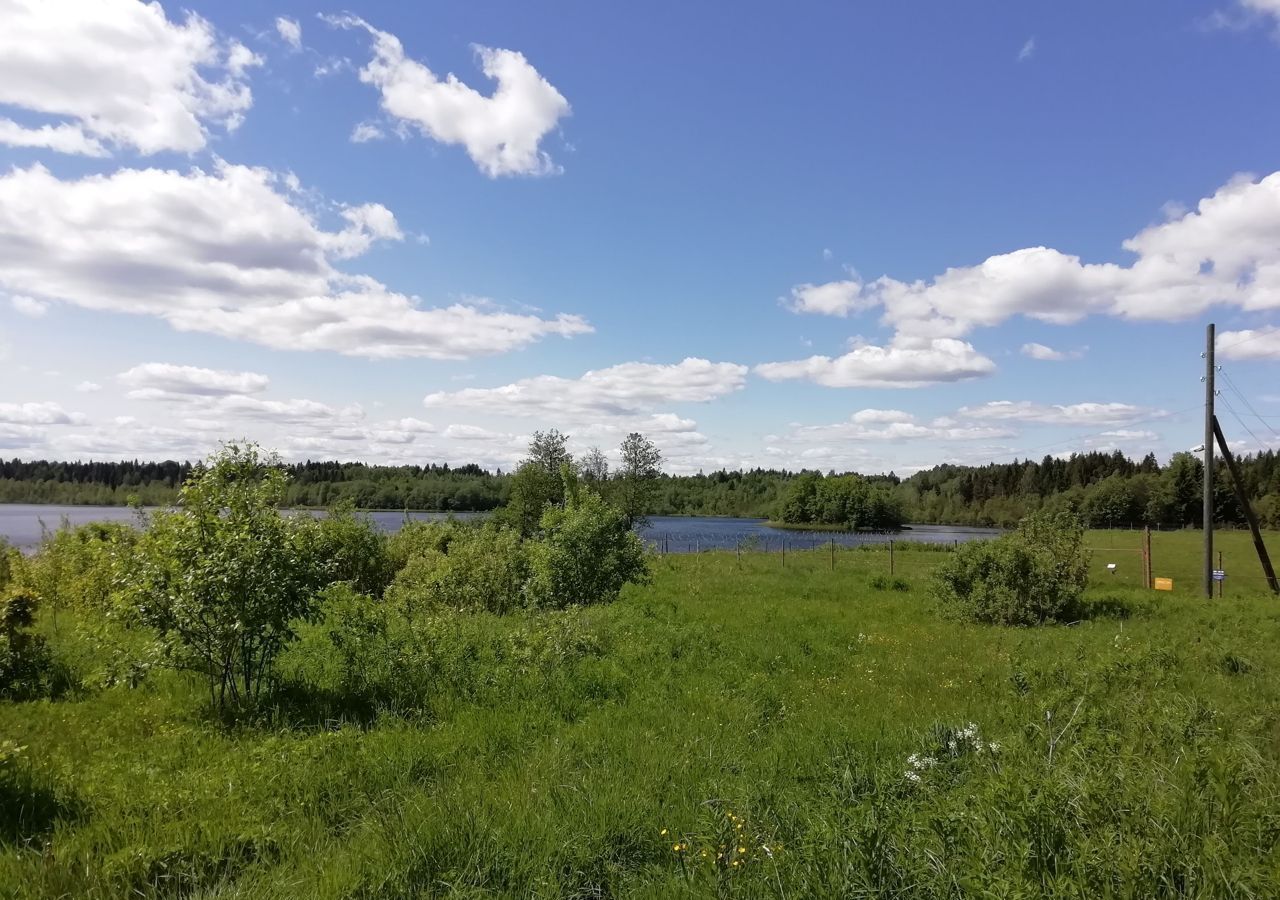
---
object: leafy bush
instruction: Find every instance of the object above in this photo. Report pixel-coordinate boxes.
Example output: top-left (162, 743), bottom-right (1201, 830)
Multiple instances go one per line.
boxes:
top-left (20, 522), bottom-right (137, 617)
top-left (0, 539), bottom-right (18, 592)
top-left (934, 510), bottom-right (1090, 626)
top-left (384, 519), bottom-right (465, 573)
top-left (126, 443), bottom-right (326, 711)
top-left (294, 503), bottom-right (393, 597)
top-left (526, 488), bottom-right (649, 609)
top-left (273, 583), bottom-right (402, 718)
top-left (385, 526), bottom-right (530, 616)
top-left (0, 587), bottom-right (60, 700)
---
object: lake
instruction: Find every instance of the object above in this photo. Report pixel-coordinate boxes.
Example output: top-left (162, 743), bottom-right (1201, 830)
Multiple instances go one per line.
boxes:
top-left (0, 504), bottom-right (999, 553)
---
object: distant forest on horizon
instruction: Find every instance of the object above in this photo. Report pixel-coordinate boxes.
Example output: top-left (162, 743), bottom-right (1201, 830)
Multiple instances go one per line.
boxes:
top-left (3, 449), bottom-right (1280, 530)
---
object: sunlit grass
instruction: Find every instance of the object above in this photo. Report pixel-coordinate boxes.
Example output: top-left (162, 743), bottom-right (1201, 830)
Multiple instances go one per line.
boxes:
top-left (3, 532), bottom-right (1280, 897)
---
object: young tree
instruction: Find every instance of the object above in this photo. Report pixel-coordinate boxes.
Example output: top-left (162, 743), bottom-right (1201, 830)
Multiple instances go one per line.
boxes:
top-left (526, 472), bottom-right (649, 609)
top-left (616, 432), bottom-right (662, 529)
top-left (495, 431), bottom-right (577, 537)
top-left (579, 447), bottom-right (610, 485)
top-left (528, 429), bottom-right (572, 478)
top-left (128, 442), bottom-right (321, 711)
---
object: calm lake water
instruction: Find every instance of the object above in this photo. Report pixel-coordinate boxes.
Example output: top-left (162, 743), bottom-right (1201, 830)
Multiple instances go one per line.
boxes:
top-left (0, 504), bottom-right (999, 553)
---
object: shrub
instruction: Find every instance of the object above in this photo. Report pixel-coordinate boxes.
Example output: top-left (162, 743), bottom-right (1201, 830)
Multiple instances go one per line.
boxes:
top-left (22, 521), bottom-right (138, 617)
top-left (294, 503), bottom-right (394, 597)
top-left (385, 519), bottom-right (465, 573)
top-left (386, 526), bottom-right (530, 616)
top-left (275, 583), bottom-right (403, 716)
top-left (525, 488), bottom-right (649, 609)
top-left (934, 510), bottom-right (1090, 626)
top-left (0, 539), bottom-right (18, 592)
top-left (0, 587), bottom-right (58, 700)
top-left (126, 443), bottom-right (324, 711)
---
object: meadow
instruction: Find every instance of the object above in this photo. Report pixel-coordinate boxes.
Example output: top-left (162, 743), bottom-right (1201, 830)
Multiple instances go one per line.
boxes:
top-left (3, 529), bottom-right (1280, 898)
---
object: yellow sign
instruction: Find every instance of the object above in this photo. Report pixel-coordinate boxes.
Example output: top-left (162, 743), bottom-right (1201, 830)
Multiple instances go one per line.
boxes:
top-left (1153, 577), bottom-right (1174, 591)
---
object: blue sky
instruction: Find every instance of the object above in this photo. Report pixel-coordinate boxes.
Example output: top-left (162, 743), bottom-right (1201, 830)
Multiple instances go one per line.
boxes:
top-left (2, 0), bottom-right (1280, 474)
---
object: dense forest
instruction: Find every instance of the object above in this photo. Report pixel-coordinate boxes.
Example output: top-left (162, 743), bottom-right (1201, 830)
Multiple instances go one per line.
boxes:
top-left (3, 449), bottom-right (1279, 528)
top-left (775, 473), bottom-right (906, 531)
top-left (0, 458), bottom-right (509, 511)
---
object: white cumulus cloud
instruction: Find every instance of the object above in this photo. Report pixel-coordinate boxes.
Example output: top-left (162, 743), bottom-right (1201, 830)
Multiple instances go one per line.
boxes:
top-left (0, 162), bottom-right (591, 359)
top-left (782, 171), bottom-right (1280, 349)
top-left (0, 401), bottom-right (88, 426)
top-left (424, 358), bottom-right (748, 417)
top-left (755, 339), bottom-right (996, 388)
top-left (0, 0), bottom-right (260, 156)
top-left (330, 15), bottom-right (571, 177)
top-left (1020, 342), bottom-right (1084, 361)
top-left (785, 280), bottom-right (868, 317)
top-left (118, 363), bottom-right (270, 398)
top-left (1218, 325), bottom-right (1280, 359)
top-left (957, 401), bottom-right (1155, 426)
top-left (778, 410), bottom-right (1015, 444)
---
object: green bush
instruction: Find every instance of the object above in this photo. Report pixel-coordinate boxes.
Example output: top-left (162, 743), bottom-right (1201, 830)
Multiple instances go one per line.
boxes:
top-left (385, 526), bottom-right (530, 616)
top-left (126, 443), bottom-right (325, 711)
top-left (525, 489), bottom-right (649, 609)
top-left (294, 503), bottom-right (393, 597)
top-left (384, 519), bottom-right (465, 573)
top-left (0, 539), bottom-right (18, 592)
top-left (274, 583), bottom-right (405, 717)
top-left (934, 510), bottom-right (1090, 626)
top-left (0, 587), bottom-right (59, 700)
top-left (20, 522), bottom-right (137, 617)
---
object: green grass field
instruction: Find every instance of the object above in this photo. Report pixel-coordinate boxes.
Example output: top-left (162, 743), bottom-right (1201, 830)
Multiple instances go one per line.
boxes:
top-left (3, 530), bottom-right (1280, 898)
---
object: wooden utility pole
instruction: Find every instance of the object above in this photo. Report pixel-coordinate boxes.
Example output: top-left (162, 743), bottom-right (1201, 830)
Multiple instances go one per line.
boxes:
top-left (1211, 415), bottom-right (1279, 595)
top-left (1142, 526), bottom-right (1152, 589)
top-left (1204, 323), bottom-right (1216, 599)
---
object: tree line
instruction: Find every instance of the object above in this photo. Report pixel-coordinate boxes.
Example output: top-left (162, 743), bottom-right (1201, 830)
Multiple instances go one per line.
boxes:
top-left (3, 447), bottom-right (1280, 529)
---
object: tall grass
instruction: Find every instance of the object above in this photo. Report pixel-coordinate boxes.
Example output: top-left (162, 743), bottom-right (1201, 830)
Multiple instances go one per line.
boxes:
top-left (2, 532), bottom-right (1280, 897)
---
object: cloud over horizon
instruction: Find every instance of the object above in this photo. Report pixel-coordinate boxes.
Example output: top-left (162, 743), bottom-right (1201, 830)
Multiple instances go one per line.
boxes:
top-left (0, 162), bottom-right (591, 359)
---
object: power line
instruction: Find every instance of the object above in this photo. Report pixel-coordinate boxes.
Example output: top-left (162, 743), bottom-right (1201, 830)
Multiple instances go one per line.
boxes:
top-left (1217, 393), bottom-right (1271, 453)
top-left (1219, 369), bottom-right (1280, 441)
top-left (1215, 327), bottom-right (1279, 357)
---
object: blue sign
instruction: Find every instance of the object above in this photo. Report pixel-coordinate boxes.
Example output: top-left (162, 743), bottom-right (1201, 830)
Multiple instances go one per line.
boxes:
top-left (1213, 570), bottom-right (1227, 581)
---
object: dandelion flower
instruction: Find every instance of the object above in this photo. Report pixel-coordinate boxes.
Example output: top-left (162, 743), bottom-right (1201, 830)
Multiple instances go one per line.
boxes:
top-left (660, 829), bottom-right (668, 836)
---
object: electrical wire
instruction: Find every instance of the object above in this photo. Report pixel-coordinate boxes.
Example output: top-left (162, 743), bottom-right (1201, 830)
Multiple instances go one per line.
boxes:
top-left (1217, 393), bottom-right (1271, 453)
top-left (1219, 369), bottom-right (1280, 441)
top-left (1214, 327), bottom-right (1279, 357)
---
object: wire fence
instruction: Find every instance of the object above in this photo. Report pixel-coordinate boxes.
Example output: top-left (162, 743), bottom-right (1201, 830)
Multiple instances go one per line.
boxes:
top-left (646, 527), bottom-right (1280, 595)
